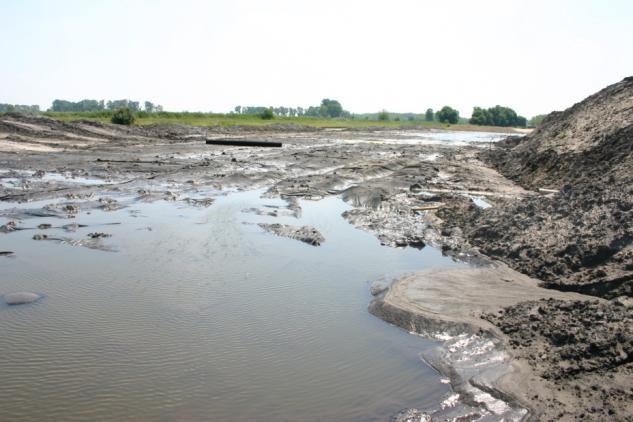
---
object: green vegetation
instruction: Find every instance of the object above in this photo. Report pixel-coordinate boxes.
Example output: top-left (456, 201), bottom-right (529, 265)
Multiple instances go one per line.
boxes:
top-left (319, 99), bottom-right (344, 118)
top-left (38, 110), bottom-right (525, 133)
top-left (260, 107), bottom-right (274, 120)
top-left (436, 106), bottom-right (459, 124)
top-left (0, 103), bottom-right (40, 113)
top-left (49, 98), bottom-right (163, 112)
top-left (30, 97), bottom-right (528, 132)
top-left (528, 114), bottom-right (547, 128)
top-left (110, 107), bottom-right (135, 125)
top-left (469, 105), bottom-right (527, 127)
top-left (377, 110), bottom-right (390, 121)
top-left (234, 98), bottom-right (349, 118)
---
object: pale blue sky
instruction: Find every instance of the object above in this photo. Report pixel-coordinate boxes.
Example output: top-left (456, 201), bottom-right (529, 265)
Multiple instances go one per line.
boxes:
top-left (2, 0), bottom-right (632, 117)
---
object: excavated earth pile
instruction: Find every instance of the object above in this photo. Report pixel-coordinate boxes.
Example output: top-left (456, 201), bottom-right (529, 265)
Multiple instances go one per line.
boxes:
top-left (447, 77), bottom-right (633, 420)
top-left (475, 77), bottom-right (632, 298)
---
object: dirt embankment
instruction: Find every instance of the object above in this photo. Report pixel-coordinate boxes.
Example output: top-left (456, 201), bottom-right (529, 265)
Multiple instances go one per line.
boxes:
top-left (468, 77), bottom-right (632, 298)
top-left (432, 77), bottom-right (633, 420)
top-left (370, 78), bottom-right (632, 421)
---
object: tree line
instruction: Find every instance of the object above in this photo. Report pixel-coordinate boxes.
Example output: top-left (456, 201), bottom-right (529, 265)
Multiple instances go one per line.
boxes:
top-left (234, 99), bottom-right (350, 118)
top-left (0, 103), bottom-right (40, 113)
top-left (2, 97), bottom-right (544, 128)
top-left (48, 99), bottom-right (163, 113)
top-left (374, 107), bottom-right (460, 123)
top-left (469, 105), bottom-right (527, 127)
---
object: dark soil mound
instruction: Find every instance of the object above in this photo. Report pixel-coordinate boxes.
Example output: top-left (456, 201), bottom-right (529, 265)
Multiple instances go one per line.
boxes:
top-left (468, 77), bottom-right (633, 299)
top-left (486, 77), bottom-right (633, 189)
top-left (484, 298), bottom-right (633, 420)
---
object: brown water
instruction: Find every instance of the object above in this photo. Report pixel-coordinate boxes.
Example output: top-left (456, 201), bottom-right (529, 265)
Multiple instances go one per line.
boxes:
top-left (0, 190), bottom-right (464, 421)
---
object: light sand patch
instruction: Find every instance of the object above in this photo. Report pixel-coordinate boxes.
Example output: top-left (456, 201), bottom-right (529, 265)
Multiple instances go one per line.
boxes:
top-left (0, 139), bottom-right (58, 152)
top-left (379, 263), bottom-right (595, 336)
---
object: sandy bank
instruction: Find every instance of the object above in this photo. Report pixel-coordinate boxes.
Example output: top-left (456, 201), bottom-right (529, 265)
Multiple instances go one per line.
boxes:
top-left (370, 264), bottom-right (597, 420)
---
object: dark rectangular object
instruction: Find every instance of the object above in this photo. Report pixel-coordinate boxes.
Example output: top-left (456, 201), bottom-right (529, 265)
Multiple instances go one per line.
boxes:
top-left (205, 139), bottom-right (282, 147)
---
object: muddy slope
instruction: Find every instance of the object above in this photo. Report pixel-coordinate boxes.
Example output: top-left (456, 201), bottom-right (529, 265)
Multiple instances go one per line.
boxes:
top-left (438, 78), bottom-right (633, 420)
top-left (486, 77), bottom-right (633, 189)
top-left (464, 77), bottom-right (633, 298)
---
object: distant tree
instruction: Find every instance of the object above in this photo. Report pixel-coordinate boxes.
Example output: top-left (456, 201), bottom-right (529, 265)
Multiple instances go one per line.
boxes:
top-left (0, 103), bottom-right (40, 113)
top-left (155, 105), bottom-right (164, 112)
top-left (234, 105), bottom-right (242, 114)
top-left (111, 107), bottom-right (135, 125)
top-left (51, 99), bottom-right (74, 112)
top-left (50, 99), bottom-right (103, 112)
top-left (260, 107), bottom-right (274, 120)
top-left (128, 101), bottom-right (140, 112)
top-left (107, 99), bottom-right (129, 110)
top-left (528, 114), bottom-right (547, 128)
top-left (319, 99), bottom-right (344, 118)
top-left (145, 101), bottom-right (155, 113)
top-left (436, 106), bottom-right (459, 124)
top-left (305, 106), bottom-right (321, 117)
top-left (469, 105), bottom-right (526, 127)
top-left (425, 108), bottom-right (434, 121)
top-left (377, 110), bottom-right (389, 121)
top-left (469, 107), bottom-right (490, 125)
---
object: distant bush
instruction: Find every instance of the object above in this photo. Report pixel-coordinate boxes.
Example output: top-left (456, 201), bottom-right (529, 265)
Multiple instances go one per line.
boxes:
top-left (377, 110), bottom-right (389, 121)
top-left (436, 106), bottom-right (459, 124)
top-left (111, 107), bottom-right (135, 125)
top-left (260, 108), bottom-right (274, 120)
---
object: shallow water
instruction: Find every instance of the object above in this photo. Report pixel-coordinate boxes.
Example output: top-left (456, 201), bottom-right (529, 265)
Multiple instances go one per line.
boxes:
top-left (0, 190), bottom-right (466, 421)
top-left (340, 130), bottom-right (514, 147)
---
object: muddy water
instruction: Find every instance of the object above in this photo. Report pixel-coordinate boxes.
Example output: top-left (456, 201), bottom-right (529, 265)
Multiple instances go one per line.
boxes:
top-left (0, 190), bottom-right (464, 421)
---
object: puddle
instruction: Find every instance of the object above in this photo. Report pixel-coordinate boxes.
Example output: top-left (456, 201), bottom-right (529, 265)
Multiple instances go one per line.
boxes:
top-left (0, 189), bottom-right (466, 421)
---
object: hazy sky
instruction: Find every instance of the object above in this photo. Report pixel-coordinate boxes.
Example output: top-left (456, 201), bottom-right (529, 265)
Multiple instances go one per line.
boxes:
top-left (2, 0), bottom-right (632, 117)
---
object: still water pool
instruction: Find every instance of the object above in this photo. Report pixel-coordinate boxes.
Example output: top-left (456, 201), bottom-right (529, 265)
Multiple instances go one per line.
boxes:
top-left (0, 190), bottom-right (464, 421)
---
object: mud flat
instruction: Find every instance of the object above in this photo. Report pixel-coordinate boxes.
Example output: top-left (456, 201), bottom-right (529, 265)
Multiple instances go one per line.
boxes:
top-left (370, 264), bottom-right (595, 420)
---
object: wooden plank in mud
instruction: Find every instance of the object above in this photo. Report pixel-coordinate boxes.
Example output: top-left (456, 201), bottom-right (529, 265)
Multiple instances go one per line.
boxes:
top-left (205, 139), bottom-right (282, 147)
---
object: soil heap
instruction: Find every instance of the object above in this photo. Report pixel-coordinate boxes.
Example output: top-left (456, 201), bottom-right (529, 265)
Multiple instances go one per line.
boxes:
top-left (474, 77), bottom-right (632, 298)
top-left (462, 77), bottom-right (632, 420)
